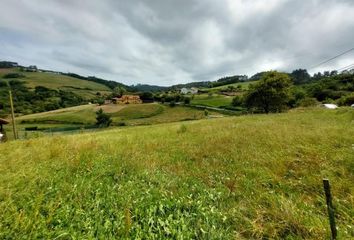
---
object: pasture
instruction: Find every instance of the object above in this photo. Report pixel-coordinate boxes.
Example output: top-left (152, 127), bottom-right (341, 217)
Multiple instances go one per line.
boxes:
top-left (4, 103), bottom-right (220, 139)
top-left (0, 68), bottom-right (112, 99)
top-left (0, 108), bottom-right (353, 239)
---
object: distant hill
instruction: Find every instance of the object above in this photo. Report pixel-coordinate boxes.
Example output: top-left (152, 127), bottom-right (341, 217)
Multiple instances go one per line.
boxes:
top-left (0, 68), bottom-right (113, 99)
top-left (170, 75), bottom-right (249, 90)
top-left (0, 63), bottom-right (128, 116)
top-left (130, 84), bottom-right (169, 92)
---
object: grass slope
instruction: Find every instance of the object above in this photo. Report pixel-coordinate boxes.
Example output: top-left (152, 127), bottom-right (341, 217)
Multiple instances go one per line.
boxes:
top-left (0, 68), bottom-right (111, 99)
top-left (191, 94), bottom-right (233, 107)
top-left (0, 108), bottom-right (353, 239)
top-left (15, 103), bottom-right (212, 126)
top-left (203, 80), bottom-right (259, 92)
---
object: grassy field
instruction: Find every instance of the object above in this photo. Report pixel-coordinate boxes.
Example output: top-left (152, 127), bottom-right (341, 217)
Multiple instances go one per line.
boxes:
top-left (0, 68), bottom-right (112, 99)
top-left (0, 108), bottom-right (353, 239)
top-left (202, 80), bottom-right (259, 92)
top-left (4, 103), bottom-right (219, 139)
top-left (191, 94), bottom-right (233, 107)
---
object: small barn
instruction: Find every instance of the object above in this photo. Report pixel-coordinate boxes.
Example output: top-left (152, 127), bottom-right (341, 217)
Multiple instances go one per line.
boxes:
top-left (112, 95), bottom-right (142, 104)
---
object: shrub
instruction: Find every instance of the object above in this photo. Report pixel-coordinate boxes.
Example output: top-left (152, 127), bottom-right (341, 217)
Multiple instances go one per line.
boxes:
top-left (169, 101), bottom-right (176, 107)
top-left (97, 98), bottom-right (105, 106)
top-left (95, 108), bottom-right (112, 128)
top-left (3, 73), bottom-right (25, 79)
top-left (204, 109), bottom-right (209, 117)
top-left (298, 97), bottom-right (319, 107)
top-left (337, 93), bottom-right (354, 106)
top-left (184, 97), bottom-right (191, 104)
top-left (177, 124), bottom-right (187, 134)
top-left (232, 96), bottom-right (243, 107)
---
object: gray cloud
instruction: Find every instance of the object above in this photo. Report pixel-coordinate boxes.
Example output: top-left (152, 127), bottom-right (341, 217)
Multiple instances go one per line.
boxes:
top-left (0, 0), bottom-right (353, 86)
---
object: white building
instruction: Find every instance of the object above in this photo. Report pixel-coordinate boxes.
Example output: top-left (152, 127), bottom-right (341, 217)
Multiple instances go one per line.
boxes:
top-left (180, 87), bottom-right (198, 94)
top-left (181, 88), bottom-right (189, 94)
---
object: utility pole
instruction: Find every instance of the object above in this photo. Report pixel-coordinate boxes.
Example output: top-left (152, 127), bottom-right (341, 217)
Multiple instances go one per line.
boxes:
top-left (9, 90), bottom-right (18, 140)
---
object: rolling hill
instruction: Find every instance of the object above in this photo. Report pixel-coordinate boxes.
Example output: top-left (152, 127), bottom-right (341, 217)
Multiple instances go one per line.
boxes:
top-left (0, 68), bottom-right (112, 99)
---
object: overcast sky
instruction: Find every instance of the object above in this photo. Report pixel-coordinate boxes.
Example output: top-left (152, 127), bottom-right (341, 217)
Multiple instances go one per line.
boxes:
top-left (1, 0), bottom-right (354, 86)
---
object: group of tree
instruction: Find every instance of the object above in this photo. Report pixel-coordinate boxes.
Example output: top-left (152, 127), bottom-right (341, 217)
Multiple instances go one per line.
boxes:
top-left (0, 80), bottom-right (86, 115)
top-left (232, 69), bottom-right (354, 113)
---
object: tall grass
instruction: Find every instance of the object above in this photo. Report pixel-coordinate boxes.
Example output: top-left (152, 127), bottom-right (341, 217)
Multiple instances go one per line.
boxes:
top-left (0, 108), bottom-right (353, 239)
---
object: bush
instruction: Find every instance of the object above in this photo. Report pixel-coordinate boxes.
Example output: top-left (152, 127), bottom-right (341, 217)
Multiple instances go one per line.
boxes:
top-left (298, 97), bottom-right (319, 107)
top-left (97, 99), bottom-right (105, 106)
top-left (95, 108), bottom-right (112, 128)
top-left (177, 124), bottom-right (187, 134)
top-left (232, 96), bottom-right (243, 106)
top-left (184, 97), bottom-right (191, 104)
top-left (3, 73), bottom-right (25, 79)
top-left (204, 109), bottom-right (209, 117)
top-left (337, 93), bottom-right (354, 106)
top-left (169, 101), bottom-right (176, 107)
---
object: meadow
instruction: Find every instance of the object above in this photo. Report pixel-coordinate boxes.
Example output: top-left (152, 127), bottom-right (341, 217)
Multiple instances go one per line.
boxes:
top-left (191, 94), bottom-right (233, 108)
top-left (4, 103), bottom-right (220, 139)
top-left (0, 68), bottom-right (112, 99)
top-left (0, 108), bottom-right (353, 239)
top-left (202, 80), bottom-right (259, 92)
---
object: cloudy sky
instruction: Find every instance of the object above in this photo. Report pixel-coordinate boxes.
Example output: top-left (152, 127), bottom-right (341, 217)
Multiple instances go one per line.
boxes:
top-left (1, 0), bottom-right (354, 86)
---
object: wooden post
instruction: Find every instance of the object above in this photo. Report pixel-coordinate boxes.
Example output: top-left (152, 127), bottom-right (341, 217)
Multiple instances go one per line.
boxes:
top-left (9, 90), bottom-right (18, 140)
top-left (323, 179), bottom-right (337, 240)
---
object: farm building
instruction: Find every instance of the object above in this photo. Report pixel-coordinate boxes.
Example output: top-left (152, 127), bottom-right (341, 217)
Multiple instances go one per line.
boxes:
top-left (112, 95), bottom-right (142, 104)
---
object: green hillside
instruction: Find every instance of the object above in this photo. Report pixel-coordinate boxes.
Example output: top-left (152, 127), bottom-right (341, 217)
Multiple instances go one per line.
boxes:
top-left (0, 68), bottom-right (112, 99)
top-left (0, 108), bottom-right (353, 239)
top-left (3, 103), bottom-right (221, 139)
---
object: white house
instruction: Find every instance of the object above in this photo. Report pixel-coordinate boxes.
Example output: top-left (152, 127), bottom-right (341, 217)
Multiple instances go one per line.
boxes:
top-left (322, 103), bottom-right (338, 109)
top-left (180, 87), bottom-right (198, 94)
top-left (181, 88), bottom-right (189, 94)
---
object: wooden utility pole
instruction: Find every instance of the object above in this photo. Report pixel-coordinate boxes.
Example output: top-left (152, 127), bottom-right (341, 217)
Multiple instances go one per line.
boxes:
top-left (9, 90), bottom-right (18, 140)
top-left (323, 179), bottom-right (337, 240)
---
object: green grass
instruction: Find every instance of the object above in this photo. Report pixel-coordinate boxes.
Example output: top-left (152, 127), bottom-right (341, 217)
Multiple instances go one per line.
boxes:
top-left (202, 80), bottom-right (259, 92)
top-left (4, 104), bottom-right (217, 138)
top-left (110, 104), bottom-right (164, 120)
top-left (191, 94), bottom-right (233, 107)
top-left (0, 108), bottom-right (353, 239)
top-left (0, 68), bottom-right (111, 99)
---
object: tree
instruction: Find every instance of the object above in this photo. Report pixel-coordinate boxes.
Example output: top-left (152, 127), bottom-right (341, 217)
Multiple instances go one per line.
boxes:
top-left (113, 86), bottom-right (126, 97)
top-left (95, 108), bottom-right (112, 127)
top-left (232, 95), bottom-right (243, 106)
top-left (291, 69), bottom-right (310, 84)
top-left (244, 71), bottom-right (292, 113)
top-left (139, 92), bottom-right (154, 102)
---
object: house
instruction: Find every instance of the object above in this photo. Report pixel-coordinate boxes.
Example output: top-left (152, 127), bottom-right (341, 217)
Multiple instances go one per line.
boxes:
top-left (322, 103), bottom-right (338, 109)
top-left (180, 87), bottom-right (198, 94)
top-left (181, 88), bottom-right (189, 94)
top-left (112, 95), bottom-right (142, 104)
top-left (24, 65), bottom-right (38, 72)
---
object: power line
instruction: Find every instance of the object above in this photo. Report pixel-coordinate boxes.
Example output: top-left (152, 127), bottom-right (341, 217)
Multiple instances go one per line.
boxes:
top-left (337, 63), bottom-right (354, 72)
top-left (309, 47), bottom-right (354, 69)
